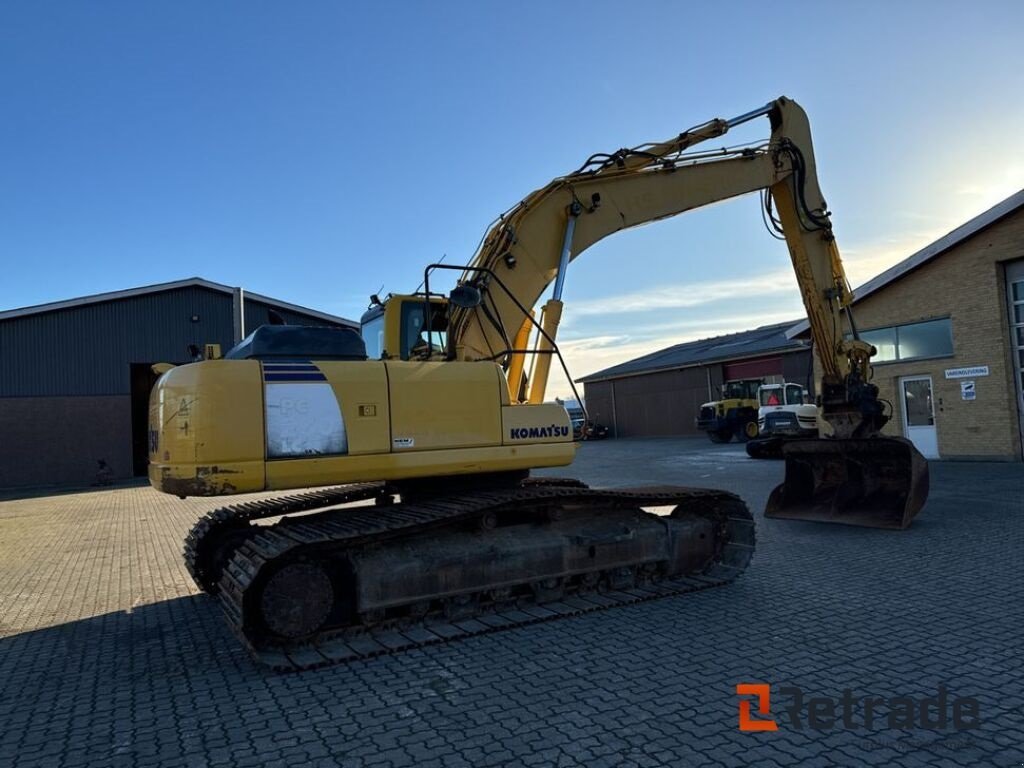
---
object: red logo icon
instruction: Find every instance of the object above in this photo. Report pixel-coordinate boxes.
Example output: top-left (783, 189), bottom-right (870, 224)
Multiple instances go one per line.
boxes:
top-left (737, 683), bottom-right (779, 731)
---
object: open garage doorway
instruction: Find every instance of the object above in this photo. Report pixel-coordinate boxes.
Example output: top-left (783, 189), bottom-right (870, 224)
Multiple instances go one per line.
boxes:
top-left (130, 364), bottom-right (165, 477)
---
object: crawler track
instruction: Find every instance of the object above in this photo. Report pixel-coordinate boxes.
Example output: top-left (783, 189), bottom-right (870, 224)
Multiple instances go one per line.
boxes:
top-left (184, 483), bottom-right (388, 594)
top-left (186, 479), bottom-right (755, 671)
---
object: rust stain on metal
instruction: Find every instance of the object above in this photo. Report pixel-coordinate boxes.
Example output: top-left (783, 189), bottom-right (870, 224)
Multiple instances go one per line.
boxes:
top-left (160, 466), bottom-right (238, 497)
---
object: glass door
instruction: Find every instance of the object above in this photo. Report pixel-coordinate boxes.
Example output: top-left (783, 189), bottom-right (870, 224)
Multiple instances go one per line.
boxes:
top-left (900, 375), bottom-right (939, 458)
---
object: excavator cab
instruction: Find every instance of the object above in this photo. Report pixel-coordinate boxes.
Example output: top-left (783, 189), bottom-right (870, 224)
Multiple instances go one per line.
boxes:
top-left (766, 436), bottom-right (929, 530)
top-left (360, 294), bottom-right (449, 361)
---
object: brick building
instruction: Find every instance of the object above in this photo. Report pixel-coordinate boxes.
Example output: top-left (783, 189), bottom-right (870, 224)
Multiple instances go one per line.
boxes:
top-left (0, 278), bottom-right (356, 490)
top-left (579, 189), bottom-right (1024, 460)
top-left (790, 189), bottom-right (1024, 460)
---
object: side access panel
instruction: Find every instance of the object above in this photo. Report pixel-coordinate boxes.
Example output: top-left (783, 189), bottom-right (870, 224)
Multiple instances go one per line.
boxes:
top-left (385, 361), bottom-right (505, 451)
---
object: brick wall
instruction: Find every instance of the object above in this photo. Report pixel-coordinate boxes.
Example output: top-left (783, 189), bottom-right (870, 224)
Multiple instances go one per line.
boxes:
top-left (0, 396), bottom-right (132, 488)
top-left (814, 209), bottom-right (1024, 460)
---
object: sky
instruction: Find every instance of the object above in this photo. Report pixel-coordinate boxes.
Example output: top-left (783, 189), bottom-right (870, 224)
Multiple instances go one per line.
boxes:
top-left (2, 1), bottom-right (1023, 399)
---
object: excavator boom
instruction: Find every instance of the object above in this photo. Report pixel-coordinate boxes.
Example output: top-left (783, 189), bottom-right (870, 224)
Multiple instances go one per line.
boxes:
top-left (435, 96), bottom-right (927, 529)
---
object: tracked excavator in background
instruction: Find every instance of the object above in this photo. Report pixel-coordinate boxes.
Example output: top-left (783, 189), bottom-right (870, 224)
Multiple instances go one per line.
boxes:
top-left (149, 97), bottom-right (929, 670)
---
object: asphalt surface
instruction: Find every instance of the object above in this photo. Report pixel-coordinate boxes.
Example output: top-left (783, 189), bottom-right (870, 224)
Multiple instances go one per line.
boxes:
top-left (0, 437), bottom-right (1021, 767)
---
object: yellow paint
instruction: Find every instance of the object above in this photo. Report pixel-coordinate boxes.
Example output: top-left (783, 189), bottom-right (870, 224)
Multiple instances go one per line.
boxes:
top-left (264, 442), bottom-right (574, 491)
top-left (149, 359), bottom-right (265, 467)
top-left (527, 299), bottom-right (563, 404)
top-left (386, 361), bottom-right (504, 450)
top-left (319, 361), bottom-right (390, 455)
top-left (148, 356), bottom-right (576, 496)
top-left (505, 313), bottom-right (534, 402)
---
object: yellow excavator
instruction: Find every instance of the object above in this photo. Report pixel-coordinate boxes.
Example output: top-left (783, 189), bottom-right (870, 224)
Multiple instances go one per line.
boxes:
top-left (149, 97), bottom-right (928, 669)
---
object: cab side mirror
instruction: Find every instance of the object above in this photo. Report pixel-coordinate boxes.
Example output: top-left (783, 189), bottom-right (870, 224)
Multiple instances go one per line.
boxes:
top-left (449, 284), bottom-right (482, 308)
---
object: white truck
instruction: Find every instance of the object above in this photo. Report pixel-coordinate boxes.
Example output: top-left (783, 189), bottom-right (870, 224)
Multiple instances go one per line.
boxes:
top-left (747, 382), bottom-right (819, 459)
top-left (756, 383), bottom-right (818, 437)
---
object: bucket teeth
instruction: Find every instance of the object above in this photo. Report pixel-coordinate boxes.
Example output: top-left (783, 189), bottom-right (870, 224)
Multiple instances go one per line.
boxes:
top-left (764, 437), bottom-right (929, 530)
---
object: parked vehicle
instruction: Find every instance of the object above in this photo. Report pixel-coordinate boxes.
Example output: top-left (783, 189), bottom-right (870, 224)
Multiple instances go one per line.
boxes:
top-left (573, 417), bottom-right (609, 440)
top-left (757, 383), bottom-right (818, 437)
top-left (697, 378), bottom-right (763, 442)
top-left (747, 382), bottom-right (819, 459)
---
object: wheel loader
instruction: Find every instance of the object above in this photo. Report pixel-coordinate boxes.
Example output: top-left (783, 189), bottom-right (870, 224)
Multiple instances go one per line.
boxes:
top-left (149, 97), bottom-right (929, 669)
top-left (697, 379), bottom-right (763, 443)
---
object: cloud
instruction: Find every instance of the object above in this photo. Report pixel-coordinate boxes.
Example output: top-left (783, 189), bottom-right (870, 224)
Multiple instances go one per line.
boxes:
top-left (840, 160), bottom-right (1024, 289)
top-left (566, 269), bottom-right (800, 317)
top-left (592, 309), bottom-right (803, 338)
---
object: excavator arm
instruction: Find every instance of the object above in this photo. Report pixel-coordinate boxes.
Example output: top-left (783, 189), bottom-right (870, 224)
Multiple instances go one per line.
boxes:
top-left (437, 96), bottom-right (927, 527)
top-left (441, 98), bottom-right (870, 436)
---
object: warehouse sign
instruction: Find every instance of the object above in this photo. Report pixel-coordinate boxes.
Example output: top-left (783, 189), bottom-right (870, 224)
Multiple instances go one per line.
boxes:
top-left (944, 366), bottom-right (989, 379)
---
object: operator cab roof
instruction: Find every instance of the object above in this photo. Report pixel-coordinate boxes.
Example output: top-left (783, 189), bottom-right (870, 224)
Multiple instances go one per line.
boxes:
top-left (225, 325), bottom-right (368, 361)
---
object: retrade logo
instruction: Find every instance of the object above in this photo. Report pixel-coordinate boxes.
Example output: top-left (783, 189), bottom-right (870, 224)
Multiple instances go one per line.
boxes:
top-left (736, 684), bottom-right (779, 731)
top-left (735, 683), bottom-right (981, 732)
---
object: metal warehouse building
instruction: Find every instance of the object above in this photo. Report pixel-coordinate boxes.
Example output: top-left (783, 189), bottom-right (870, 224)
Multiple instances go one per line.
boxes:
top-left (580, 189), bottom-right (1024, 461)
top-left (578, 321), bottom-right (813, 438)
top-left (0, 278), bottom-right (356, 490)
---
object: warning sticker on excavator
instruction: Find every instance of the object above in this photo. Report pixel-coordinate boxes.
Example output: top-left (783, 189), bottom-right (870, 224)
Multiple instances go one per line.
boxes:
top-left (393, 437), bottom-right (415, 448)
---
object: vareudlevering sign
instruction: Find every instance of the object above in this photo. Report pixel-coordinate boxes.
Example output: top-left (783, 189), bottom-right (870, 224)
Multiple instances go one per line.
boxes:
top-left (945, 366), bottom-right (989, 379)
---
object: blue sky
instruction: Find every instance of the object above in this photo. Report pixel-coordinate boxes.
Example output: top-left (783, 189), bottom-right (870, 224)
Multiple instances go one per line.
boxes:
top-left (3, 1), bottom-right (1023, 397)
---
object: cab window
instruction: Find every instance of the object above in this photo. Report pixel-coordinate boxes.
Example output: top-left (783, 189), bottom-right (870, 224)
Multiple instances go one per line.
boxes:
top-left (785, 384), bottom-right (805, 405)
top-left (400, 300), bottom-right (447, 359)
top-left (361, 314), bottom-right (385, 359)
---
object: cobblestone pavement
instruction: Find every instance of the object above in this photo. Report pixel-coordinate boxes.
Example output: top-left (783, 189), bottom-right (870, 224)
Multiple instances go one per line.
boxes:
top-left (1, 438), bottom-right (1022, 767)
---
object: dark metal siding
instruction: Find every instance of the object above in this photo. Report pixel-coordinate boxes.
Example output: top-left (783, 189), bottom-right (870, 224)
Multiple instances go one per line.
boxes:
top-left (0, 287), bottom-right (233, 396)
top-left (583, 381), bottom-right (614, 434)
top-left (0, 288), bottom-right (355, 397)
top-left (782, 348), bottom-right (815, 395)
top-left (243, 299), bottom-right (350, 333)
top-left (585, 365), bottom-right (721, 438)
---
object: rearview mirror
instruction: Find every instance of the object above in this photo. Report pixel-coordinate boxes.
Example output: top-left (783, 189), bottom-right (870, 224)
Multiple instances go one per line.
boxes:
top-left (449, 284), bottom-right (482, 308)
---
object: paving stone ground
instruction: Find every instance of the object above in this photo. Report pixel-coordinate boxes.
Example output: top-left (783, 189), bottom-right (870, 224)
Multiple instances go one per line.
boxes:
top-left (0, 437), bottom-right (1021, 767)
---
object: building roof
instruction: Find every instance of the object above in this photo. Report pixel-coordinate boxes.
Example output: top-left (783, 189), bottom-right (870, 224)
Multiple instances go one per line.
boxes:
top-left (0, 276), bottom-right (357, 327)
top-left (787, 188), bottom-right (1024, 338)
top-left (577, 320), bottom-right (808, 383)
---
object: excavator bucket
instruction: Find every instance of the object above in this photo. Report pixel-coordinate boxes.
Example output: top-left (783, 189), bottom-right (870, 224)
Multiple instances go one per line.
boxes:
top-left (765, 437), bottom-right (929, 529)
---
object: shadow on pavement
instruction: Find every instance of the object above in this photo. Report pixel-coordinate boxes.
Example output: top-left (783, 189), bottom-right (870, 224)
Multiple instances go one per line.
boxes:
top-left (0, 477), bottom-right (151, 503)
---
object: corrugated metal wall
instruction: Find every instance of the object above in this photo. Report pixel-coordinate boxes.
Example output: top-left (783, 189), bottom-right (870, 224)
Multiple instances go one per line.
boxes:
top-left (782, 349), bottom-right (815, 394)
top-left (0, 287), bottom-right (233, 396)
top-left (243, 299), bottom-right (350, 334)
top-left (0, 285), bottom-right (355, 489)
top-left (582, 380), bottom-right (614, 434)
top-left (583, 365), bottom-right (723, 438)
top-left (0, 287), bottom-right (352, 397)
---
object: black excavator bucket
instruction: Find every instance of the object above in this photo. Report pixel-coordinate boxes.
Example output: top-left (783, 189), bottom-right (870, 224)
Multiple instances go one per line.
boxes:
top-left (764, 437), bottom-right (929, 529)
